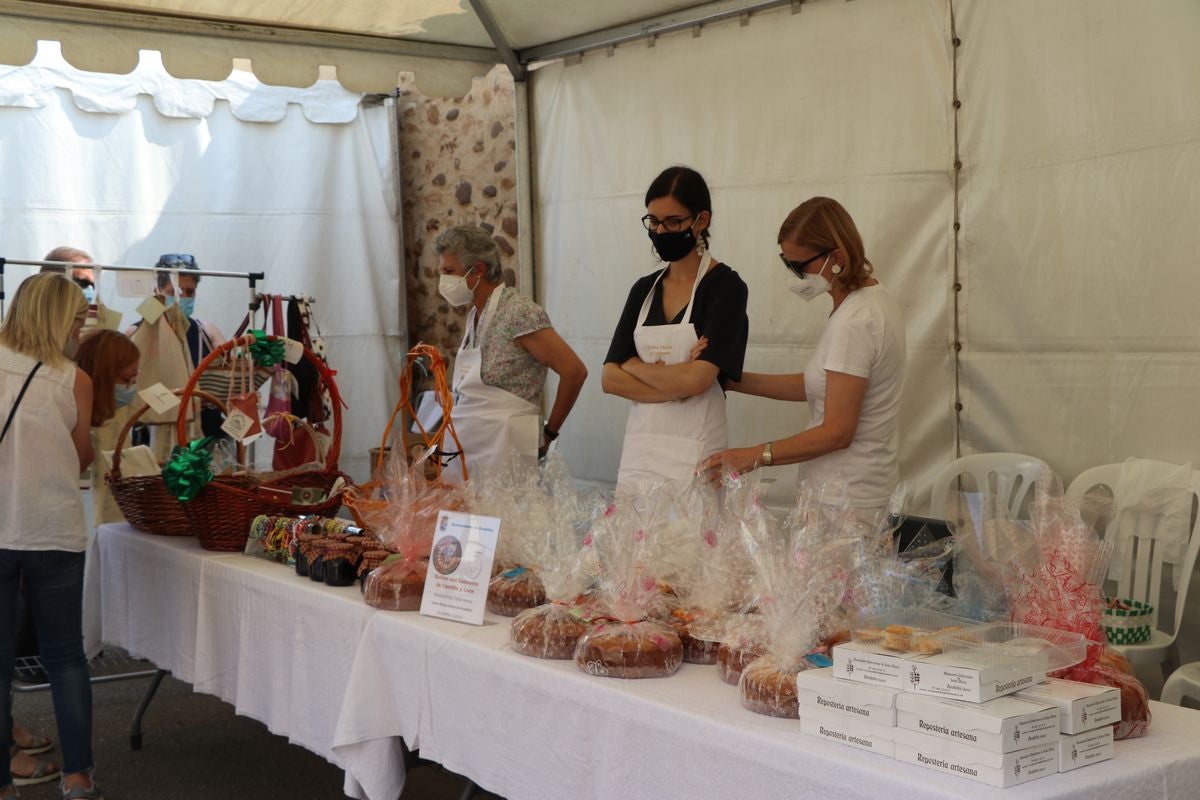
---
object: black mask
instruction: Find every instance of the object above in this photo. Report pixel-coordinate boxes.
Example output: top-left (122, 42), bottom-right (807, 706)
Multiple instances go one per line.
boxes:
top-left (648, 228), bottom-right (697, 262)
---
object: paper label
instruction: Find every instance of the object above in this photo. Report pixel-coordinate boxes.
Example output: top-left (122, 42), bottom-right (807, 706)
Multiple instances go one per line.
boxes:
top-left (221, 407), bottom-right (256, 442)
top-left (419, 511), bottom-right (500, 626)
top-left (98, 306), bottom-right (123, 330)
top-left (138, 383), bottom-right (180, 415)
top-left (283, 337), bottom-right (305, 365)
top-left (118, 272), bottom-right (157, 298)
top-left (136, 296), bottom-right (167, 325)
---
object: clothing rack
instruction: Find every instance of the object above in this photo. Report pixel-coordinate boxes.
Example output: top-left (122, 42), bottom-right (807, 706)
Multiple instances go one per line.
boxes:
top-left (0, 258), bottom-right (265, 319)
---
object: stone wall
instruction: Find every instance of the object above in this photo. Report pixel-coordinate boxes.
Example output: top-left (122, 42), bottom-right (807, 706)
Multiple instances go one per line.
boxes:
top-left (397, 65), bottom-right (519, 359)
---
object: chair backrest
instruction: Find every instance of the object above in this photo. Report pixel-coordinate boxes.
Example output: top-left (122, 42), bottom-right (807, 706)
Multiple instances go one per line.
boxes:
top-left (1065, 463), bottom-right (1200, 638)
top-left (929, 452), bottom-right (1051, 522)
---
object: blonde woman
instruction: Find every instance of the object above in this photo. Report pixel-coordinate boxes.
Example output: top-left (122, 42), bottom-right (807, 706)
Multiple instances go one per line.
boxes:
top-left (0, 273), bottom-right (104, 800)
top-left (701, 197), bottom-right (907, 516)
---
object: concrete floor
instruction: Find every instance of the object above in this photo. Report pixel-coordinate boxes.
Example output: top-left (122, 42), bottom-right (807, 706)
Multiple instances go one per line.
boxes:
top-left (10, 667), bottom-right (503, 800)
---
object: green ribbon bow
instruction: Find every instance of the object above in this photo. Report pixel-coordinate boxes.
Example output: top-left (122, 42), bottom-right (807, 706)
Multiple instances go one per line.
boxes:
top-left (162, 436), bottom-right (215, 502)
top-left (248, 329), bottom-right (286, 368)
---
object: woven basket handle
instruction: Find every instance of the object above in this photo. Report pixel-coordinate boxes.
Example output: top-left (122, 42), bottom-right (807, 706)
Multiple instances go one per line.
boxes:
top-left (176, 333), bottom-right (344, 472)
top-left (110, 389), bottom-right (241, 479)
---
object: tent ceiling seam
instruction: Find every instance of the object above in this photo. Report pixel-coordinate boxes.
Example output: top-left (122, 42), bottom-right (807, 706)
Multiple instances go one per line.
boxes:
top-left (516, 0), bottom-right (796, 64)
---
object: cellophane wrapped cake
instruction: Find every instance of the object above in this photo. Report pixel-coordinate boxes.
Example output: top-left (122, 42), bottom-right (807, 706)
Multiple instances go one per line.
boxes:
top-left (572, 502), bottom-right (682, 679)
top-left (362, 453), bottom-right (464, 611)
top-left (733, 477), bottom-right (857, 717)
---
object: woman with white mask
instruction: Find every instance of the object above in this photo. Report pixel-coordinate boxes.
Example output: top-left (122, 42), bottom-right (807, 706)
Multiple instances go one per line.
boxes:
top-left (701, 197), bottom-right (906, 517)
top-left (435, 225), bottom-right (587, 481)
top-left (603, 166), bottom-right (749, 498)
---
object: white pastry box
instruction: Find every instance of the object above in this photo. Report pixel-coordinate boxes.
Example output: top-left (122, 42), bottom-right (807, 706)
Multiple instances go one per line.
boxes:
top-left (1014, 678), bottom-right (1122, 734)
top-left (1057, 726), bottom-right (1114, 773)
top-left (910, 649), bottom-right (1046, 703)
top-left (796, 667), bottom-right (903, 726)
top-left (831, 641), bottom-right (921, 690)
top-left (893, 728), bottom-right (1058, 788)
top-left (909, 623), bottom-right (1086, 703)
top-left (895, 692), bottom-right (1059, 753)
top-left (800, 706), bottom-right (897, 759)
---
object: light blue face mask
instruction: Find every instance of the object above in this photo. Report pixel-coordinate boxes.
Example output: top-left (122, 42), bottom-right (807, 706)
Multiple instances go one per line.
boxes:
top-left (114, 383), bottom-right (138, 408)
top-left (177, 297), bottom-right (196, 317)
top-left (82, 285), bottom-right (97, 304)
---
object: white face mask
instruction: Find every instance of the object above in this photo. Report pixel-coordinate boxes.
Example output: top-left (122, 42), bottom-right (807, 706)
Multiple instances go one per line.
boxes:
top-left (439, 270), bottom-right (478, 308)
top-left (788, 254), bottom-right (834, 302)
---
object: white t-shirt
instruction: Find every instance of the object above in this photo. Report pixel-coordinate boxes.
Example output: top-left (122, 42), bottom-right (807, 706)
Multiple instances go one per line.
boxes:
top-left (799, 282), bottom-right (906, 509)
top-left (0, 345), bottom-right (88, 551)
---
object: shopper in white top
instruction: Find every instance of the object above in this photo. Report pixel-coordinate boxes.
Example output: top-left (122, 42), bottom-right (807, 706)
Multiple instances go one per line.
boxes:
top-left (0, 273), bottom-right (105, 799)
top-left (701, 197), bottom-right (906, 514)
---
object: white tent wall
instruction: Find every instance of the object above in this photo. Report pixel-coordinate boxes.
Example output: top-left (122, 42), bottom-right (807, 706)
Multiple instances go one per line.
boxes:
top-left (533, 0), bottom-right (957, 507)
top-left (0, 53), bottom-right (403, 481)
top-left (956, 0), bottom-right (1200, 481)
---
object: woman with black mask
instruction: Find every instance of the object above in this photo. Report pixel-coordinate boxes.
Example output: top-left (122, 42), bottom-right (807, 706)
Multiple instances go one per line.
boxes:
top-left (602, 166), bottom-right (749, 497)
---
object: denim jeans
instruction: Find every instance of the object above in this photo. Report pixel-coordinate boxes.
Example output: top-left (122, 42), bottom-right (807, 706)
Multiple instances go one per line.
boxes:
top-left (0, 549), bottom-right (94, 789)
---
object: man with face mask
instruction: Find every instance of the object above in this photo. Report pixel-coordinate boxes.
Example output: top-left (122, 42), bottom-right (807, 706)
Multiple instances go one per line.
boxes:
top-left (434, 225), bottom-right (587, 480)
top-left (142, 255), bottom-right (225, 437)
top-left (40, 246), bottom-right (105, 334)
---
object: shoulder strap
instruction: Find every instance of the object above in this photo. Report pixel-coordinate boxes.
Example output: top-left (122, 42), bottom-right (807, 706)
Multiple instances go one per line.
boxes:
top-left (1, 361), bottom-right (44, 447)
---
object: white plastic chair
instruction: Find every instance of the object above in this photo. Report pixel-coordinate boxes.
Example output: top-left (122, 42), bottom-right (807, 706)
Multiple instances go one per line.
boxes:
top-left (1065, 464), bottom-right (1200, 675)
top-left (1162, 662), bottom-right (1200, 706)
top-left (929, 453), bottom-right (1051, 522)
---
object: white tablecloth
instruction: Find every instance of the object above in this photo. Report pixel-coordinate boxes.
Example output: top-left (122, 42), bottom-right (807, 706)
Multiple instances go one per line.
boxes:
top-left (96, 524), bottom-right (1200, 800)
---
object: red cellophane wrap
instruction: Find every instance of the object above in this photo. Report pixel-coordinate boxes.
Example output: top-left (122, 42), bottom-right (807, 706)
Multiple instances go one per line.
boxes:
top-left (999, 475), bottom-right (1150, 739)
top-left (361, 452), bottom-right (465, 611)
top-left (572, 502), bottom-right (683, 679)
top-left (734, 476), bottom-right (857, 718)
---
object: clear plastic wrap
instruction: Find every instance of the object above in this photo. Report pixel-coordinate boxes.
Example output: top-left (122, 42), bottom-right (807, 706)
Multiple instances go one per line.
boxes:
top-left (571, 503), bottom-right (682, 679)
top-left (362, 452), bottom-right (464, 611)
top-left (962, 473), bottom-right (1150, 738)
top-left (732, 477), bottom-right (858, 716)
top-left (1010, 478), bottom-right (1149, 739)
top-left (508, 457), bottom-right (604, 658)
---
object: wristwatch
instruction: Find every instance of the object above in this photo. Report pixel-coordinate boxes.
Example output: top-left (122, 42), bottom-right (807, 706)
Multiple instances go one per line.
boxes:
top-left (543, 424), bottom-right (559, 442)
top-left (762, 441), bottom-right (773, 467)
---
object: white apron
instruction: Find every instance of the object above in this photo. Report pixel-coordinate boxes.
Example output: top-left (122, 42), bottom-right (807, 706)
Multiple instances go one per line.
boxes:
top-left (616, 253), bottom-right (727, 497)
top-left (443, 287), bottom-right (540, 483)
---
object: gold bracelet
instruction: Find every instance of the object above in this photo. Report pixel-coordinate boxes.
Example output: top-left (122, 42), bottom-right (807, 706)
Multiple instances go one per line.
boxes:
top-left (762, 441), bottom-right (774, 467)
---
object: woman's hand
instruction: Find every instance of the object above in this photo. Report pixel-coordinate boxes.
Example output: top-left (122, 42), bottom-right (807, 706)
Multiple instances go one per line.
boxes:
top-left (621, 355), bottom-right (644, 370)
top-left (689, 336), bottom-right (709, 362)
top-left (698, 446), bottom-right (761, 483)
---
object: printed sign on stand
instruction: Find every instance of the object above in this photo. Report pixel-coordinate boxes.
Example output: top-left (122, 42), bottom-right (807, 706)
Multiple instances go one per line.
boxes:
top-left (119, 273), bottom-right (158, 298)
top-left (420, 510), bottom-right (500, 625)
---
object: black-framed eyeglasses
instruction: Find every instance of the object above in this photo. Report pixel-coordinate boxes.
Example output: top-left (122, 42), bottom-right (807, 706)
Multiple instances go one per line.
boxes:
top-left (156, 253), bottom-right (196, 269)
top-left (641, 213), bottom-right (694, 233)
top-left (779, 250), bottom-right (831, 279)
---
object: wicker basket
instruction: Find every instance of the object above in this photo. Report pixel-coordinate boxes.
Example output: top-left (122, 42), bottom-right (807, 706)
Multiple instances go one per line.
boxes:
top-left (107, 389), bottom-right (240, 536)
top-left (176, 334), bottom-right (351, 552)
top-left (1104, 597), bottom-right (1154, 645)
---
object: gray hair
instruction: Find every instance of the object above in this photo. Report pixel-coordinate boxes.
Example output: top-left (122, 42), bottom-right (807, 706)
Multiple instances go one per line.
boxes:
top-left (434, 225), bottom-right (503, 282)
top-left (41, 246), bottom-right (92, 272)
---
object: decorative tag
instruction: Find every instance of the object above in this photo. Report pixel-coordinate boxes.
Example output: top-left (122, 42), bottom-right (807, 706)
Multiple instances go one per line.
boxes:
top-left (136, 296), bottom-right (167, 325)
top-left (221, 407), bottom-right (256, 442)
top-left (282, 337), bottom-right (305, 365)
top-left (98, 306), bottom-right (123, 330)
top-left (420, 510), bottom-right (501, 626)
top-left (138, 383), bottom-right (180, 415)
top-left (117, 272), bottom-right (157, 298)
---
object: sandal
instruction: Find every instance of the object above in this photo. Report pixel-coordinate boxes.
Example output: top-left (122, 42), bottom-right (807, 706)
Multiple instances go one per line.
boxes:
top-left (61, 773), bottom-right (103, 800)
top-left (11, 728), bottom-right (53, 757)
top-left (9, 747), bottom-right (60, 787)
